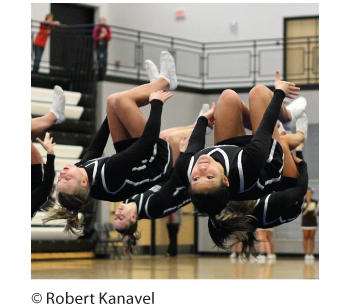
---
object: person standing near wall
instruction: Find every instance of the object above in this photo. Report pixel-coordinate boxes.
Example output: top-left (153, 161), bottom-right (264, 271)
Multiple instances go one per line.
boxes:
top-left (166, 208), bottom-right (182, 257)
top-left (32, 14), bottom-right (60, 73)
top-left (93, 18), bottom-right (111, 80)
top-left (301, 187), bottom-right (319, 261)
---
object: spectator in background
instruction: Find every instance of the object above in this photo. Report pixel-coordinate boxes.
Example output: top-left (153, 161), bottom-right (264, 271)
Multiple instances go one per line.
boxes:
top-left (301, 186), bottom-right (319, 261)
top-left (256, 229), bottom-right (272, 263)
top-left (32, 14), bottom-right (60, 73)
top-left (166, 208), bottom-right (182, 257)
top-left (229, 238), bottom-right (242, 260)
top-left (93, 18), bottom-right (111, 80)
top-left (265, 229), bottom-right (276, 261)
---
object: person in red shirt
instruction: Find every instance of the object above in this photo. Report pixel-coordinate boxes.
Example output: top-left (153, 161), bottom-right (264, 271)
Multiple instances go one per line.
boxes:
top-left (32, 14), bottom-right (60, 73)
top-left (93, 18), bottom-right (112, 80)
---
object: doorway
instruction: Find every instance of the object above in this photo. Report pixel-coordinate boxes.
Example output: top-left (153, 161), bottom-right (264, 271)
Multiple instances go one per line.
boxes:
top-left (49, 4), bottom-right (96, 92)
top-left (284, 16), bottom-right (319, 85)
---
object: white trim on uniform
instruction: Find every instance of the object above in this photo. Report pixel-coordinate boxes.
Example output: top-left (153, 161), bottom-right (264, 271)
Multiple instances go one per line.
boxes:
top-left (237, 150), bottom-right (244, 193)
top-left (144, 194), bottom-right (153, 219)
top-left (207, 147), bottom-right (230, 176)
top-left (101, 142), bottom-right (172, 195)
top-left (267, 139), bottom-right (277, 163)
top-left (187, 147), bottom-right (232, 183)
top-left (41, 163), bottom-right (45, 181)
top-left (162, 198), bottom-right (192, 217)
top-left (138, 193), bottom-right (144, 215)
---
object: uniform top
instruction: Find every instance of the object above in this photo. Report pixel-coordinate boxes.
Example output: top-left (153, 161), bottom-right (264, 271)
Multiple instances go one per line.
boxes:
top-left (174, 116), bottom-right (242, 186)
top-left (250, 160), bottom-right (308, 229)
top-left (124, 168), bottom-right (192, 220)
top-left (174, 89), bottom-right (286, 200)
top-left (75, 99), bottom-right (167, 202)
top-left (92, 24), bottom-right (112, 48)
top-left (302, 198), bottom-right (319, 213)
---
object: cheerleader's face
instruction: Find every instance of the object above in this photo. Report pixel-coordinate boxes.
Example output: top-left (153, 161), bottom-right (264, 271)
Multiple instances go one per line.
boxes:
top-left (56, 164), bottom-right (88, 194)
top-left (190, 155), bottom-right (229, 191)
top-left (114, 203), bottom-right (137, 231)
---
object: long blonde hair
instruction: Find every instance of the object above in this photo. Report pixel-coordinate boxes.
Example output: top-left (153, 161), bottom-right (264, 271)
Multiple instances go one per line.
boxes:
top-left (115, 221), bottom-right (141, 256)
top-left (42, 185), bottom-right (90, 235)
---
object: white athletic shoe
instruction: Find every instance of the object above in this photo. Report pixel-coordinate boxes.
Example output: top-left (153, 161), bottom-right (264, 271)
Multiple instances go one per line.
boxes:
top-left (159, 51), bottom-right (177, 91)
top-left (283, 96), bottom-right (307, 131)
top-left (257, 254), bottom-right (266, 263)
top-left (249, 257), bottom-right (256, 264)
top-left (296, 112), bottom-right (308, 140)
top-left (229, 252), bottom-right (237, 258)
top-left (196, 103), bottom-right (212, 135)
top-left (50, 85), bottom-right (66, 124)
top-left (145, 60), bottom-right (160, 83)
top-left (198, 103), bottom-right (210, 117)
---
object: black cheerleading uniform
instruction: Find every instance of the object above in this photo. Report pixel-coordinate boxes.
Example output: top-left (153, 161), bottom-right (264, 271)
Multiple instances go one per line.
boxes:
top-left (250, 160), bottom-right (308, 229)
top-left (124, 168), bottom-right (191, 220)
top-left (31, 154), bottom-right (55, 218)
top-left (75, 99), bottom-right (172, 202)
top-left (175, 89), bottom-right (285, 201)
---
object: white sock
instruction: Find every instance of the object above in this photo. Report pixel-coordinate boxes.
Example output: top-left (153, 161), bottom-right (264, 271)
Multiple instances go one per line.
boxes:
top-left (50, 86), bottom-right (66, 124)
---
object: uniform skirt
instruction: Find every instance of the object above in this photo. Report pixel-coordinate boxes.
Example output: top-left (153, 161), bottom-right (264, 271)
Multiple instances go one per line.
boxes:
top-left (301, 211), bottom-right (318, 229)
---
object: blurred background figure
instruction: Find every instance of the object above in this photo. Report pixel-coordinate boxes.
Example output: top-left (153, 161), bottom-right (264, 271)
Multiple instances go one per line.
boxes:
top-left (32, 13), bottom-right (60, 73)
top-left (229, 238), bottom-right (242, 261)
top-left (166, 208), bottom-right (182, 257)
top-left (93, 17), bottom-right (111, 80)
top-left (266, 229), bottom-right (276, 261)
top-left (301, 187), bottom-right (319, 262)
top-left (256, 229), bottom-right (272, 263)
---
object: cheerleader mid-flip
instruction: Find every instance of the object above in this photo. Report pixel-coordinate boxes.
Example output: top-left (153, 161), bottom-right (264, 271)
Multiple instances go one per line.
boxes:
top-left (175, 71), bottom-right (305, 212)
top-left (43, 52), bottom-right (178, 234)
top-left (199, 119), bottom-right (309, 258)
top-left (113, 125), bottom-right (196, 255)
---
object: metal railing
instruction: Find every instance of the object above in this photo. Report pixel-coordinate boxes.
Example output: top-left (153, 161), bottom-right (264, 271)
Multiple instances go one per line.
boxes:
top-left (31, 20), bottom-right (319, 92)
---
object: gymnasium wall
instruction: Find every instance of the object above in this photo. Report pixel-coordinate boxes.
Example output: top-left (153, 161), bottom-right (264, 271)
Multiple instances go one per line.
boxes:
top-left (32, 4), bottom-right (319, 42)
top-left (95, 3), bottom-right (319, 42)
top-left (31, 3), bottom-right (319, 254)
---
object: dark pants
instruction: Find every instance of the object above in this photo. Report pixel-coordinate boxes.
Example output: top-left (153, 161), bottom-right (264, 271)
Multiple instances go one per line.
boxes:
top-left (166, 224), bottom-right (180, 256)
top-left (33, 45), bottom-right (44, 72)
top-left (95, 47), bottom-right (108, 78)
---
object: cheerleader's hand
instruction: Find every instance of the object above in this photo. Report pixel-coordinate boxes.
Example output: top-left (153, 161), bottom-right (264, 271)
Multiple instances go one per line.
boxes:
top-left (149, 90), bottom-right (173, 104)
top-left (291, 152), bottom-right (302, 165)
top-left (275, 70), bottom-right (300, 99)
top-left (202, 102), bottom-right (216, 129)
top-left (36, 132), bottom-right (56, 155)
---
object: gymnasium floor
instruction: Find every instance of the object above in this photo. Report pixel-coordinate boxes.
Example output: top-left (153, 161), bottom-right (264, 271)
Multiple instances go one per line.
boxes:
top-left (31, 254), bottom-right (318, 279)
